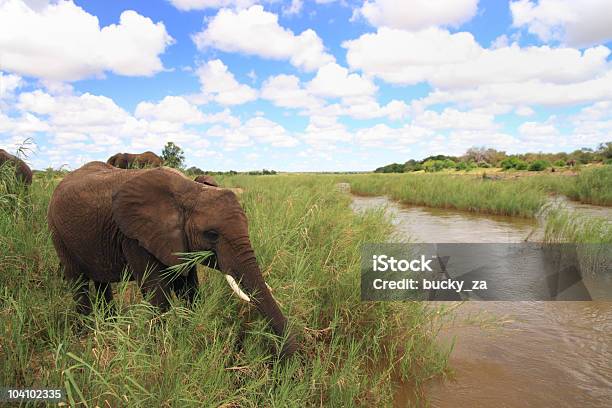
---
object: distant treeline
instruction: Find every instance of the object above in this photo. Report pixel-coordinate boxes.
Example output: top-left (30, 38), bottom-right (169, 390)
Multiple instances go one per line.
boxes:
top-left (375, 142), bottom-right (612, 173)
top-left (186, 167), bottom-right (277, 176)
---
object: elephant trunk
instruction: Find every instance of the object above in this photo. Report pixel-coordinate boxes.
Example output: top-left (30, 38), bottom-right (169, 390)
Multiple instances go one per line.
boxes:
top-left (236, 255), bottom-right (298, 358)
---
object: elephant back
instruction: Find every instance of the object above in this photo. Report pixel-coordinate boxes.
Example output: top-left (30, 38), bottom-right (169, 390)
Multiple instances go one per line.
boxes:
top-left (0, 149), bottom-right (32, 185)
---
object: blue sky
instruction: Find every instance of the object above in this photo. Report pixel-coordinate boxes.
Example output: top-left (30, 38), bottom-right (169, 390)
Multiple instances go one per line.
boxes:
top-left (1, 0), bottom-right (611, 171)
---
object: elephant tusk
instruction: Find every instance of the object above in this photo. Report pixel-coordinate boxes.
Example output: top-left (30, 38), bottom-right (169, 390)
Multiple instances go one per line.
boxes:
top-left (225, 275), bottom-right (251, 302)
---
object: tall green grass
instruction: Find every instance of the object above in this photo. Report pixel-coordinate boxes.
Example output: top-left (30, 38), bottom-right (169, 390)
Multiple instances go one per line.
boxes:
top-left (544, 208), bottom-right (612, 244)
top-left (501, 166), bottom-right (612, 206)
top-left (1, 173), bottom-right (449, 406)
top-left (342, 166), bottom-right (611, 218)
top-left (343, 173), bottom-right (547, 217)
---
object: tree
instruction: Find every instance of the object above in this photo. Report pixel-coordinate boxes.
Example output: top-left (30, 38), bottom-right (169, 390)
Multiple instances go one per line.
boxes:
top-left (186, 166), bottom-right (205, 175)
top-left (464, 147), bottom-right (506, 166)
top-left (161, 142), bottom-right (185, 169)
top-left (596, 141), bottom-right (612, 159)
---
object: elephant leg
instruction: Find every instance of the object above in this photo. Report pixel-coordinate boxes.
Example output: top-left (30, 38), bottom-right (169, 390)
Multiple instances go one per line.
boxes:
top-left (121, 239), bottom-right (171, 311)
top-left (51, 233), bottom-right (92, 315)
top-left (73, 275), bottom-right (92, 316)
top-left (172, 266), bottom-right (200, 306)
top-left (93, 281), bottom-right (116, 316)
top-left (60, 259), bottom-right (92, 315)
top-left (94, 281), bottom-right (113, 303)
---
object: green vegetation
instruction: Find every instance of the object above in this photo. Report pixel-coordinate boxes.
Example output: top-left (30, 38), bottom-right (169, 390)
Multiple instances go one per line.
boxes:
top-left (161, 141), bottom-right (186, 169)
top-left (526, 166), bottom-right (612, 206)
top-left (375, 142), bottom-right (611, 173)
top-left (344, 173), bottom-right (547, 217)
top-left (355, 165), bottom-right (612, 216)
top-left (570, 166), bottom-right (612, 205)
top-left (1, 172), bottom-right (450, 406)
top-left (500, 157), bottom-right (528, 170)
top-left (527, 160), bottom-right (551, 172)
top-left (544, 208), bottom-right (612, 244)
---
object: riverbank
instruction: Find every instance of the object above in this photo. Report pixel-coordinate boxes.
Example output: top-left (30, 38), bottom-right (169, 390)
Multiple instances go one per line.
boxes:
top-left (342, 166), bottom-right (611, 218)
top-left (351, 193), bottom-right (612, 407)
top-left (0, 174), bottom-right (449, 406)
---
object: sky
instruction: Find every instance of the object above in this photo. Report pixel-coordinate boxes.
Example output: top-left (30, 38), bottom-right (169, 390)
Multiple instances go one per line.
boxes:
top-left (0, 0), bottom-right (611, 171)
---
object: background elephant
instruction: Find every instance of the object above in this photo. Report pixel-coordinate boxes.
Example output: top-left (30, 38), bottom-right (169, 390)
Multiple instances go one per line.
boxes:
top-left (0, 149), bottom-right (33, 185)
top-left (48, 162), bottom-right (296, 357)
top-left (194, 175), bottom-right (219, 187)
top-left (107, 151), bottom-right (163, 169)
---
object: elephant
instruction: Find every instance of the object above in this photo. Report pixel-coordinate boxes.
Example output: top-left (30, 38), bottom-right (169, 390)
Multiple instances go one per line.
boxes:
top-left (107, 151), bottom-right (163, 169)
top-left (0, 149), bottom-right (33, 185)
top-left (194, 175), bottom-right (219, 187)
top-left (47, 162), bottom-right (297, 357)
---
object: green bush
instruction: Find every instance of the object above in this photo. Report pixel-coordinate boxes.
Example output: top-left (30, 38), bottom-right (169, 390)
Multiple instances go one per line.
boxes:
top-left (604, 158), bottom-right (612, 165)
top-left (423, 159), bottom-right (455, 172)
top-left (516, 161), bottom-right (528, 170)
top-left (528, 160), bottom-right (551, 171)
top-left (501, 157), bottom-right (528, 170)
top-left (455, 161), bottom-right (468, 171)
top-left (553, 160), bottom-right (566, 167)
top-left (477, 161), bottom-right (492, 168)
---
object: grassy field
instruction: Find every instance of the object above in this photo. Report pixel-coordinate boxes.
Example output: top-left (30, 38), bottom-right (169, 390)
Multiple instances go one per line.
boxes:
top-left (0, 173), bottom-right (450, 407)
top-left (342, 166), bottom-right (612, 218)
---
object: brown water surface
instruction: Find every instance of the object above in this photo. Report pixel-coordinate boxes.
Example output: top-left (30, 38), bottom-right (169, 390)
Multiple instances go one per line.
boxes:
top-left (351, 195), bottom-right (612, 407)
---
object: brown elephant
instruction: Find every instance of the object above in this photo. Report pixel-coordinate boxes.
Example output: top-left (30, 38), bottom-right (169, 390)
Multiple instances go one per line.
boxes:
top-left (106, 151), bottom-right (163, 169)
top-left (0, 149), bottom-right (33, 185)
top-left (194, 175), bottom-right (219, 187)
top-left (48, 162), bottom-right (297, 357)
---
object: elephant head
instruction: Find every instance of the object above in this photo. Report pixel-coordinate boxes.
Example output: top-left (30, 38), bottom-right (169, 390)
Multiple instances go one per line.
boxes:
top-left (107, 153), bottom-right (124, 167)
top-left (194, 175), bottom-right (219, 187)
top-left (112, 169), bottom-right (297, 357)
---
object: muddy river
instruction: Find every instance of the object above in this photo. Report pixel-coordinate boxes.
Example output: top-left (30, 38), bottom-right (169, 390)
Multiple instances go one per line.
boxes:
top-left (351, 195), bottom-right (612, 407)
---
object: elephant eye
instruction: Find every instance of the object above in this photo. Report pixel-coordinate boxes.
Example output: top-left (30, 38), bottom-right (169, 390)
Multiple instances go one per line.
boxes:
top-left (203, 230), bottom-right (219, 242)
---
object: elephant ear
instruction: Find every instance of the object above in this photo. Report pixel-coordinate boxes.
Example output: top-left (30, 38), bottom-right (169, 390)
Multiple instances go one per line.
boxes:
top-left (112, 169), bottom-right (191, 266)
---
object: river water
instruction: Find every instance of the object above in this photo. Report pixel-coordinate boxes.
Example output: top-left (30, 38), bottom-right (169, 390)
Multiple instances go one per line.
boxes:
top-left (351, 195), bottom-right (612, 407)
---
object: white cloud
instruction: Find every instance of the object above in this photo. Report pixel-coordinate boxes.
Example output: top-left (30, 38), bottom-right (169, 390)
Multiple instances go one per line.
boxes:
top-left (196, 60), bottom-right (257, 106)
top-left (0, 72), bottom-right (22, 99)
top-left (515, 106), bottom-right (535, 116)
top-left (358, 0), bottom-right (479, 30)
top-left (135, 96), bottom-right (207, 124)
top-left (261, 70), bottom-right (407, 121)
top-left (240, 117), bottom-right (298, 147)
top-left (261, 74), bottom-right (323, 109)
top-left (412, 108), bottom-right (497, 130)
top-left (354, 123), bottom-right (432, 147)
top-left (571, 101), bottom-right (612, 145)
top-left (5, 89), bottom-right (241, 168)
top-left (306, 63), bottom-right (377, 98)
top-left (510, 0), bottom-right (612, 47)
top-left (344, 27), bottom-right (610, 88)
top-left (206, 116), bottom-right (298, 149)
top-left (0, 0), bottom-right (173, 81)
top-left (284, 0), bottom-right (303, 15)
top-left (518, 120), bottom-right (559, 143)
top-left (336, 96), bottom-right (410, 120)
top-left (193, 5), bottom-right (334, 71)
top-left (421, 69), bottom-right (612, 108)
top-left (168, 0), bottom-right (258, 11)
top-left (299, 115), bottom-right (352, 146)
top-left (0, 111), bottom-right (50, 135)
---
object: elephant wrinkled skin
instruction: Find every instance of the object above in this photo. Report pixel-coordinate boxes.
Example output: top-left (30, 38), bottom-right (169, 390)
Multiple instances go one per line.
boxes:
top-left (47, 161), bottom-right (297, 357)
top-left (194, 175), bottom-right (219, 187)
top-left (107, 151), bottom-right (163, 169)
top-left (0, 149), bottom-right (32, 185)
